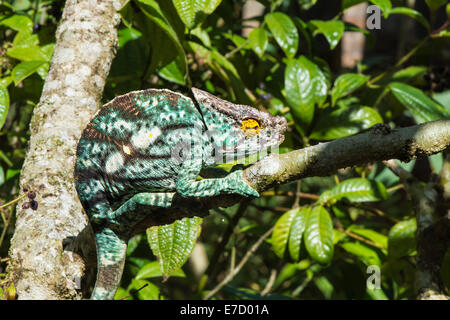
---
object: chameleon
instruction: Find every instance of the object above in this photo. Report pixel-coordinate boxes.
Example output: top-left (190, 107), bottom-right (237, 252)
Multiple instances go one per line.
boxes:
top-left (74, 88), bottom-right (287, 299)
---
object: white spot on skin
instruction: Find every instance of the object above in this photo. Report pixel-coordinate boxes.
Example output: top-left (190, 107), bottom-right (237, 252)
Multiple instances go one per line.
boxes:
top-left (131, 127), bottom-right (162, 148)
top-left (114, 120), bottom-right (132, 131)
top-left (123, 145), bottom-right (131, 155)
top-left (105, 152), bottom-right (124, 173)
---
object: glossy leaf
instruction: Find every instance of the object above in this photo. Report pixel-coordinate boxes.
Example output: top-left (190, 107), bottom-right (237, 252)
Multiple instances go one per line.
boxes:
top-left (343, 0), bottom-right (391, 13)
top-left (389, 82), bottom-right (449, 124)
top-left (320, 178), bottom-right (387, 205)
top-left (147, 216), bottom-right (202, 278)
top-left (370, 0), bottom-right (392, 14)
top-left (271, 207), bottom-right (309, 261)
top-left (285, 56), bottom-right (329, 134)
top-left (248, 27), bottom-right (268, 58)
top-left (347, 225), bottom-right (388, 250)
top-left (136, 261), bottom-right (185, 279)
top-left (12, 60), bottom-right (45, 85)
top-left (265, 12), bottom-right (299, 58)
top-left (310, 105), bottom-right (382, 140)
top-left (340, 242), bottom-right (381, 266)
top-left (0, 15), bottom-right (33, 33)
top-left (298, 0), bottom-right (317, 10)
top-left (127, 279), bottom-right (161, 300)
top-left (0, 85), bottom-right (9, 130)
top-left (424, 0), bottom-right (447, 13)
top-left (331, 73), bottom-right (370, 106)
top-left (304, 206), bottom-right (334, 264)
top-left (158, 57), bottom-right (186, 85)
top-left (391, 66), bottom-right (427, 82)
top-left (173, 0), bottom-right (222, 29)
top-left (310, 20), bottom-right (345, 50)
top-left (386, 7), bottom-right (430, 31)
top-left (388, 218), bottom-right (417, 258)
top-left (137, 0), bottom-right (187, 79)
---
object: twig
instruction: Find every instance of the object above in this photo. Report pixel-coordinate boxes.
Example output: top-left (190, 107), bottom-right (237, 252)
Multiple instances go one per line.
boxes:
top-left (292, 180), bottom-right (302, 208)
top-left (204, 201), bottom-right (249, 284)
top-left (203, 225), bottom-right (275, 300)
top-left (261, 269), bottom-right (277, 296)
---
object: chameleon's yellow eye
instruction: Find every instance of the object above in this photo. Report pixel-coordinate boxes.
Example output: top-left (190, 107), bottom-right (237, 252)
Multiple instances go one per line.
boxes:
top-left (241, 118), bottom-right (262, 136)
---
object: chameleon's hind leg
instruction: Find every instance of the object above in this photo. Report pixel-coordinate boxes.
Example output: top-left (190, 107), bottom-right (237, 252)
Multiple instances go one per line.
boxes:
top-left (91, 192), bottom-right (176, 300)
top-left (91, 227), bottom-right (127, 300)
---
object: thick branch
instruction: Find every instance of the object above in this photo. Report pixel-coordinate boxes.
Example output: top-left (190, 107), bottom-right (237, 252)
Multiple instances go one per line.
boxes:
top-left (7, 0), bottom-right (125, 299)
top-left (245, 120), bottom-right (450, 193)
top-left (134, 120), bottom-right (450, 229)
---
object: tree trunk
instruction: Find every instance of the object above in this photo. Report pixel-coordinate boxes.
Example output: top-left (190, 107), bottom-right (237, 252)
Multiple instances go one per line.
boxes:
top-left (6, 0), bottom-right (125, 299)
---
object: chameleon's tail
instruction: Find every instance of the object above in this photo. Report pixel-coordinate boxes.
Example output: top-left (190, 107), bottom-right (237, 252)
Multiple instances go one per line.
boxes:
top-left (91, 227), bottom-right (127, 300)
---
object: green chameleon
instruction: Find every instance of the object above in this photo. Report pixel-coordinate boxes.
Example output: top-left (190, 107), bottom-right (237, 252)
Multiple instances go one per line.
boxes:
top-left (74, 88), bottom-right (287, 299)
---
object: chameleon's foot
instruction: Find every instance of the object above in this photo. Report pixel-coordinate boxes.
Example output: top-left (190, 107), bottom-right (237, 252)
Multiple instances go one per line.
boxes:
top-left (225, 170), bottom-right (260, 198)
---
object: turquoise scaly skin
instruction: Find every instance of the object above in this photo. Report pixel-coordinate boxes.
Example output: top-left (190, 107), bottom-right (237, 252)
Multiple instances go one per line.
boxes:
top-left (74, 88), bottom-right (287, 299)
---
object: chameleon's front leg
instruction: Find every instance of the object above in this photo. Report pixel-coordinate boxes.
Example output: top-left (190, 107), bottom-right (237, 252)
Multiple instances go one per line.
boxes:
top-left (176, 159), bottom-right (259, 198)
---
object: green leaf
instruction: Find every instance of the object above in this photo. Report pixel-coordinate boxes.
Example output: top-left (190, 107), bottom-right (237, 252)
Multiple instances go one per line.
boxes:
top-left (388, 218), bottom-right (417, 258)
top-left (147, 216), bottom-right (202, 278)
top-left (136, 261), bottom-right (185, 279)
top-left (285, 56), bottom-right (329, 134)
top-left (0, 15), bottom-right (33, 33)
top-left (370, 0), bottom-right (392, 15)
top-left (248, 27), bottom-right (268, 58)
top-left (0, 85), bottom-right (9, 130)
top-left (309, 20), bottom-right (345, 50)
top-left (271, 207), bottom-right (309, 261)
top-left (343, 0), bottom-right (392, 12)
top-left (331, 73), bottom-right (370, 106)
top-left (391, 66), bottom-right (427, 82)
top-left (340, 242), bottom-right (381, 266)
top-left (172, 0), bottom-right (222, 29)
top-left (265, 12), bottom-right (299, 58)
top-left (158, 56), bottom-right (186, 85)
top-left (425, 0), bottom-right (447, 13)
top-left (310, 105), bottom-right (383, 140)
top-left (298, 0), bottom-right (317, 10)
top-left (386, 7), bottom-right (430, 31)
top-left (113, 287), bottom-right (132, 300)
top-left (127, 279), bottom-right (161, 300)
top-left (136, 0), bottom-right (187, 79)
top-left (320, 178), bottom-right (388, 205)
top-left (6, 31), bottom-right (51, 62)
top-left (389, 82), bottom-right (449, 124)
top-left (11, 60), bottom-right (45, 85)
top-left (304, 206), bottom-right (334, 264)
top-left (347, 225), bottom-right (388, 250)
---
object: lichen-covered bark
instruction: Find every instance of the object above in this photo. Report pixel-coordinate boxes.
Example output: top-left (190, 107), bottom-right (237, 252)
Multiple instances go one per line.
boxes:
top-left (6, 0), bottom-right (125, 299)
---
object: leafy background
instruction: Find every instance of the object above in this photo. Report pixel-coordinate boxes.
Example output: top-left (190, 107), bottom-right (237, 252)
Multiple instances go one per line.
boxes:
top-left (0, 0), bottom-right (449, 300)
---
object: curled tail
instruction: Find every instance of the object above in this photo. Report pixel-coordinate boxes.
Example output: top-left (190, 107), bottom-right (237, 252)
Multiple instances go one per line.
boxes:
top-left (91, 227), bottom-right (127, 300)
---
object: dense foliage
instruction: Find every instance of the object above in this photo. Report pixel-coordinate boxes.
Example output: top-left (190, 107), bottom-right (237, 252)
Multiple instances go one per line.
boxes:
top-left (0, 0), bottom-right (449, 300)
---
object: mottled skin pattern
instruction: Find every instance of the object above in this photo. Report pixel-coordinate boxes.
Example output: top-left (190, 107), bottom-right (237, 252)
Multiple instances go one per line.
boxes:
top-left (74, 88), bottom-right (287, 299)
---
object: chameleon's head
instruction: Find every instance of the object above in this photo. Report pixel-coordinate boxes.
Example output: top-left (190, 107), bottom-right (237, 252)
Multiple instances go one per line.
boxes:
top-left (192, 88), bottom-right (287, 159)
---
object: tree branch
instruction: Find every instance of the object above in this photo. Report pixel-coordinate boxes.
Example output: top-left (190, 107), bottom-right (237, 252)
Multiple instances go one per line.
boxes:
top-left (6, 0), bottom-right (125, 299)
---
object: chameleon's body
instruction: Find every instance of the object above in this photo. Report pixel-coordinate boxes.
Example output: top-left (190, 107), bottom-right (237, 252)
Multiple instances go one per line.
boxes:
top-left (74, 88), bottom-right (287, 299)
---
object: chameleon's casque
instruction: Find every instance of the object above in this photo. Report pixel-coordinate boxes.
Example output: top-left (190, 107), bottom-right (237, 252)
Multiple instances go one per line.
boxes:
top-left (74, 88), bottom-right (287, 299)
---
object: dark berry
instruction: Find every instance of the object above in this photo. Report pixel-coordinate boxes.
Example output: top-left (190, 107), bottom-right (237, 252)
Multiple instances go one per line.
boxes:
top-left (30, 200), bottom-right (38, 211)
top-left (27, 190), bottom-right (36, 200)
